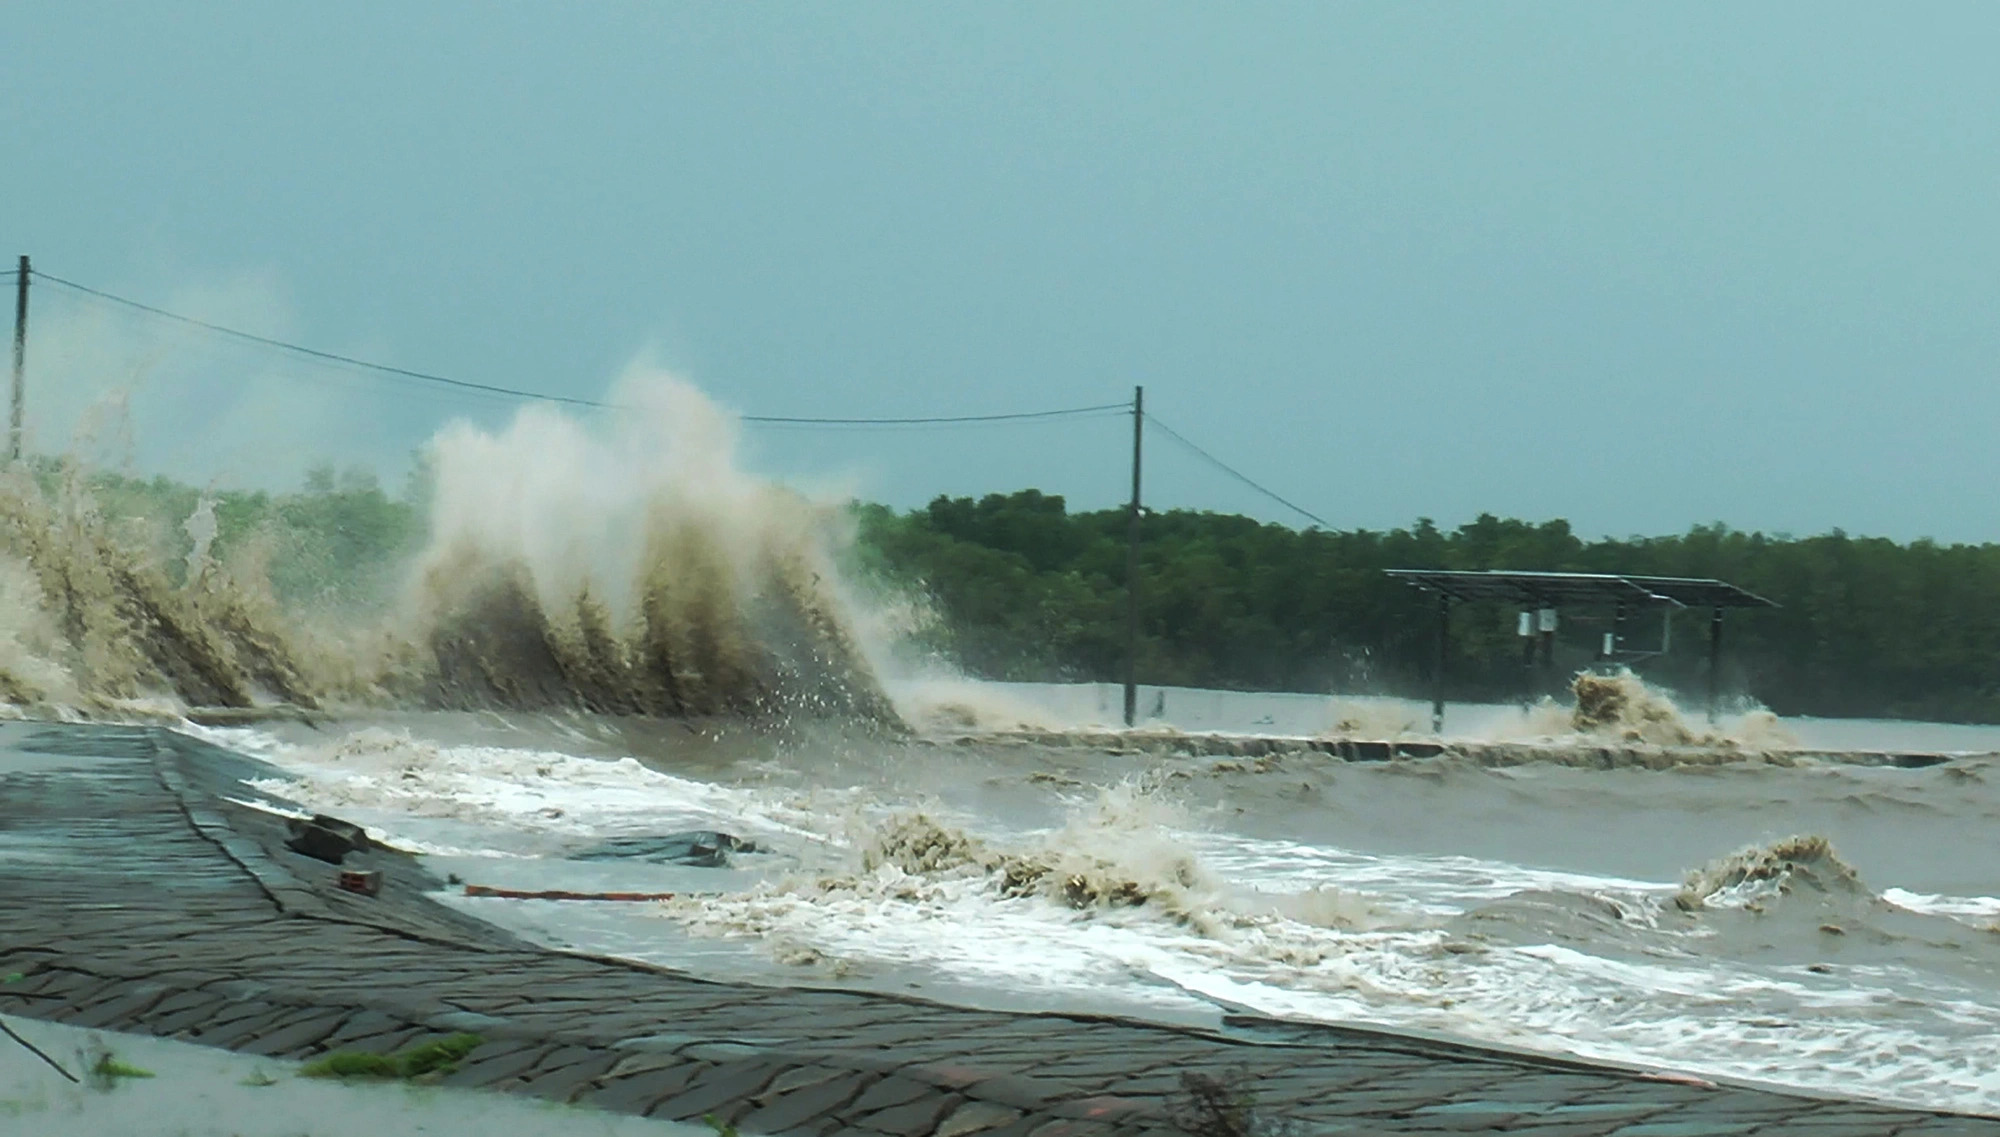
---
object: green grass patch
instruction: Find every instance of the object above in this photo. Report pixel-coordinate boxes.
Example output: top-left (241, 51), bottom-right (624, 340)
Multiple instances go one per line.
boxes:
top-left (298, 1051), bottom-right (399, 1080)
top-left (90, 1053), bottom-right (154, 1081)
top-left (299, 1033), bottom-right (483, 1082)
top-left (395, 1033), bottom-right (483, 1078)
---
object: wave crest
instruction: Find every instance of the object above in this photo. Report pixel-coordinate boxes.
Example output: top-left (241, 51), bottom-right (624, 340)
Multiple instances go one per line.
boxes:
top-left (1674, 834), bottom-right (1867, 911)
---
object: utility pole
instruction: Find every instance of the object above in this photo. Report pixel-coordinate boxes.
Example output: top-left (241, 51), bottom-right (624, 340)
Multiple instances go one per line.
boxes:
top-left (10, 256), bottom-right (26, 463)
top-left (1123, 385), bottom-right (1144, 727)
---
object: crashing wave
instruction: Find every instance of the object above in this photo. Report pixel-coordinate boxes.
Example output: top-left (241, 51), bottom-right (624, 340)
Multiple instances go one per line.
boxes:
top-left (857, 808), bottom-right (1195, 911)
top-left (0, 465), bottom-right (324, 712)
top-left (671, 780), bottom-right (1389, 953)
top-left (0, 371), bottom-right (900, 725)
top-left (1674, 834), bottom-right (1867, 911)
top-left (1570, 670), bottom-right (1795, 750)
top-left (1571, 670), bottom-right (1696, 743)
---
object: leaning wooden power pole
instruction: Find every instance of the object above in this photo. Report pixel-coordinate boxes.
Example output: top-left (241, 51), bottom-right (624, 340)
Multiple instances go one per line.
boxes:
top-left (1123, 385), bottom-right (1143, 726)
top-left (9, 255), bottom-right (26, 463)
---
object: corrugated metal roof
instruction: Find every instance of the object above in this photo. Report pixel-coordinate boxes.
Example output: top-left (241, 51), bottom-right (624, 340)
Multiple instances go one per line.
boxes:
top-left (1384, 569), bottom-right (1777, 609)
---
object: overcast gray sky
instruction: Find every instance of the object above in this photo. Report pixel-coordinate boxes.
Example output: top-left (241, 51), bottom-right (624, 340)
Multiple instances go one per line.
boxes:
top-left (5, 3), bottom-right (1999, 540)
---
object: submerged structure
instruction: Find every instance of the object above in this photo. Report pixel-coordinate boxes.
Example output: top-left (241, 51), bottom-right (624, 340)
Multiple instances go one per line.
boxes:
top-left (1385, 569), bottom-right (1777, 732)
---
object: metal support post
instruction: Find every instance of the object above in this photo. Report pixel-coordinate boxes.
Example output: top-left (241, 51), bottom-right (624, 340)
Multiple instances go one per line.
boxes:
top-left (1519, 610), bottom-right (1536, 699)
top-left (1707, 605), bottom-right (1724, 723)
top-left (1432, 593), bottom-right (1450, 734)
top-left (1538, 607), bottom-right (1557, 679)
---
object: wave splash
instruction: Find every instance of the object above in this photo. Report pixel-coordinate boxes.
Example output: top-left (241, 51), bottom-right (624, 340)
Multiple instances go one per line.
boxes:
top-left (0, 369), bottom-right (898, 724)
top-left (1475, 669), bottom-right (1798, 754)
top-left (858, 791), bottom-right (1212, 915)
top-left (1673, 834), bottom-right (1867, 912)
top-left (662, 778), bottom-right (1392, 972)
top-left (0, 466), bottom-right (325, 713)
top-left (410, 373), bottom-right (893, 721)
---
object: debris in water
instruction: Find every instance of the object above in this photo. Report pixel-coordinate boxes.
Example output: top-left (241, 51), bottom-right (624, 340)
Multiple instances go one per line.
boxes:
top-left (283, 813), bottom-right (372, 865)
top-left (570, 830), bottom-right (759, 867)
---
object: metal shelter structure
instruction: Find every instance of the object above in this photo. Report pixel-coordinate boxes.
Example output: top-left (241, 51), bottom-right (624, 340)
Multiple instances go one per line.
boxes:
top-left (1385, 570), bottom-right (1778, 733)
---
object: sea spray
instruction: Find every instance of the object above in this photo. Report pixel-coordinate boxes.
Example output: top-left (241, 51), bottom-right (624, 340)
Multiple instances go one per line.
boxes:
top-left (1320, 699), bottom-right (1423, 740)
top-left (0, 461), bottom-right (323, 710)
top-left (0, 370), bottom-right (903, 723)
top-left (884, 676), bottom-right (1086, 733)
top-left (1568, 669), bottom-right (1797, 750)
top-left (0, 547), bottom-right (76, 708)
top-left (404, 369), bottom-right (896, 720)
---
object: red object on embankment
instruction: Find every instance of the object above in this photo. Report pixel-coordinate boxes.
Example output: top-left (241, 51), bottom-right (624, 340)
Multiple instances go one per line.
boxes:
top-left (461, 884), bottom-right (681, 901)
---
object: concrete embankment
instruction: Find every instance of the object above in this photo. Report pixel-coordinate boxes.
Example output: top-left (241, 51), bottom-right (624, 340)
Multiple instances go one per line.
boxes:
top-left (1, 722), bottom-right (1994, 1136)
top-left (952, 728), bottom-right (1973, 769)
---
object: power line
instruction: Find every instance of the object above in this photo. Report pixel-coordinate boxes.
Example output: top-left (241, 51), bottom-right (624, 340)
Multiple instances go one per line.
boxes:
top-left (744, 408), bottom-right (1130, 431)
top-left (744, 403), bottom-right (1127, 426)
top-left (33, 269), bottom-right (610, 409)
top-left (1143, 411), bottom-right (1329, 528)
top-left (27, 268), bottom-right (1122, 427)
top-left (23, 267), bottom-right (1327, 525)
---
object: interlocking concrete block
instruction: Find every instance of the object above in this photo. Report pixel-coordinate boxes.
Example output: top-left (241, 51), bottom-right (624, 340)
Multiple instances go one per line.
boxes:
top-left (737, 1071), bottom-right (875, 1134)
top-left (649, 1061), bottom-right (786, 1121)
top-left (857, 1092), bottom-right (963, 1137)
top-left (851, 1075), bottom-right (935, 1114)
top-left (517, 1050), bottom-right (625, 1102)
top-left (237, 1010), bottom-right (350, 1057)
top-left (62, 984), bottom-right (173, 1029)
top-left (761, 1065), bottom-right (851, 1099)
top-left (1050, 1096), bottom-right (1158, 1123)
top-left (437, 1042), bottom-right (554, 1087)
top-left (935, 1101), bottom-right (1023, 1137)
top-left (583, 1062), bottom-right (710, 1114)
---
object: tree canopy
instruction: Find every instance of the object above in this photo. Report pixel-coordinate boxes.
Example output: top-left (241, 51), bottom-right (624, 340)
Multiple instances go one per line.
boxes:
top-left (28, 465), bottom-right (2000, 722)
top-left (857, 490), bottom-right (2000, 723)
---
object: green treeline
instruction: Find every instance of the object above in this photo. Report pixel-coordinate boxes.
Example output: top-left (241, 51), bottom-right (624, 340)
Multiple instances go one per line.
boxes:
top-left (25, 461), bottom-right (426, 612)
top-left (856, 490), bottom-right (2000, 723)
top-left (28, 466), bottom-right (2000, 722)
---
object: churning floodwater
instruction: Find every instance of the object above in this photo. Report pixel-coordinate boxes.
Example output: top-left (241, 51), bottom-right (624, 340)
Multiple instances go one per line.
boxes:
top-left (195, 688), bottom-right (2000, 1118)
top-left (5, 372), bottom-right (1999, 1114)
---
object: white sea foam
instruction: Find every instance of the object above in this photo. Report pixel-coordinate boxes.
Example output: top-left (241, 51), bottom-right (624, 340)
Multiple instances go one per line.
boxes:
top-left (235, 726), bottom-right (868, 849)
top-left (638, 788), bottom-right (2000, 1112)
top-left (1884, 887), bottom-right (2000, 923)
top-left (197, 720), bottom-right (2000, 1116)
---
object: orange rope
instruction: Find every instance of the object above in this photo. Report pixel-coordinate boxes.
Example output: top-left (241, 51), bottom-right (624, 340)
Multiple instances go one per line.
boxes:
top-left (462, 884), bottom-right (681, 902)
